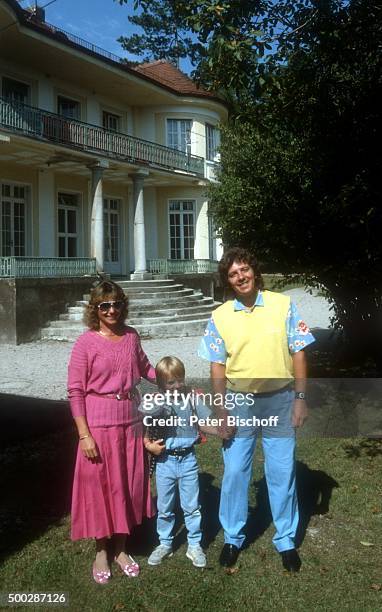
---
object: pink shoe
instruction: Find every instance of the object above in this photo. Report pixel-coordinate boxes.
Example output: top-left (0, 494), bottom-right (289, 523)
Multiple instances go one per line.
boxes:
top-left (92, 562), bottom-right (111, 584)
top-left (115, 555), bottom-right (140, 577)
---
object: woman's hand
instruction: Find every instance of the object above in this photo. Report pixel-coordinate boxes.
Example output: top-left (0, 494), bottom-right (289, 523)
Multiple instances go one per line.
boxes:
top-left (80, 435), bottom-right (99, 459)
top-left (145, 438), bottom-right (165, 456)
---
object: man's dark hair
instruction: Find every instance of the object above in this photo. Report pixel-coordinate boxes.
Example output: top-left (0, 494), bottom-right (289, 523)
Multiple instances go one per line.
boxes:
top-left (218, 247), bottom-right (264, 291)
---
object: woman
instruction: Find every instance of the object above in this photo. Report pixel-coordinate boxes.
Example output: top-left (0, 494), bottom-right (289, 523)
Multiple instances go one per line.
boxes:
top-left (68, 280), bottom-right (155, 584)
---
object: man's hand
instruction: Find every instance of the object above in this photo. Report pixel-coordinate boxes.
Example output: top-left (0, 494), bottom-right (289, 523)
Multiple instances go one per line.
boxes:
top-left (216, 411), bottom-right (236, 439)
top-left (145, 438), bottom-right (165, 456)
top-left (292, 400), bottom-right (308, 428)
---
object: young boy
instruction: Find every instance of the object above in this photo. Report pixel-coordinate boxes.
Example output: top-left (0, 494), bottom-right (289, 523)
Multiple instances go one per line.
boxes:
top-left (142, 356), bottom-right (221, 568)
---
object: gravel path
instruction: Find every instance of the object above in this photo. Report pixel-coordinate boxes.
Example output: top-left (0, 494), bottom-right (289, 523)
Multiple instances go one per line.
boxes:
top-left (0, 288), bottom-right (331, 400)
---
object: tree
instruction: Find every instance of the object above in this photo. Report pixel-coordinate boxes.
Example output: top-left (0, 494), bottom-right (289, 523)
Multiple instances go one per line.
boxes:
top-left (209, 0), bottom-right (382, 366)
top-left (116, 0), bottom-right (196, 67)
top-left (115, 0), bottom-right (314, 104)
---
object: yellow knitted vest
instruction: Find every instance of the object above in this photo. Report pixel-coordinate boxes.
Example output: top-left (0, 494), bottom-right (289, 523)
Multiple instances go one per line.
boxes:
top-left (213, 290), bottom-right (293, 393)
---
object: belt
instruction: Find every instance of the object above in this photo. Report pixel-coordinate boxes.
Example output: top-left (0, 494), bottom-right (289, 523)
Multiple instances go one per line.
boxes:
top-left (87, 389), bottom-right (138, 401)
top-left (166, 446), bottom-right (194, 457)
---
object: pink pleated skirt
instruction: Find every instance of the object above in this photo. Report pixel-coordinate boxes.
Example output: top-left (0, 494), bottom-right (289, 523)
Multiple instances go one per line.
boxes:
top-left (71, 421), bottom-right (155, 540)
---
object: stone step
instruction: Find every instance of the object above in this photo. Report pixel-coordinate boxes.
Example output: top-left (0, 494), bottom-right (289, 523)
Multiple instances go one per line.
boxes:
top-left (75, 293), bottom-right (206, 309)
top-left (82, 287), bottom-right (195, 301)
top-left (41, 317), bottom-right (210, 341)
top-left (50, 305), bottom-right (216, 327)
top-left (65, 297), bottom-right (217, 321)
top-left (116, 279), bottom-right (176, 288)
top-left (118, 278), bottom-right (179, 293)
top-left (129, 301), bottom-right (216, 317)
top-left (134, 318), bottom-right (210, 339)
top-left (120, 283), bottom-right (184, 294)
top-left (60, 303), bottom-right (218, 323)
top-left (128, 310), bottom-right (216, 325)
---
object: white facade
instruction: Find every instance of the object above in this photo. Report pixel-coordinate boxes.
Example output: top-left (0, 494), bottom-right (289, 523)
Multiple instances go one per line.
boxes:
top-left (0, 0), bottom-right (227, 276)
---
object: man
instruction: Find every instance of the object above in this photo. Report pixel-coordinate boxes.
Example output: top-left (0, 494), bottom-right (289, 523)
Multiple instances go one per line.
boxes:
top-left (199, 247), bottom-right (315, 571)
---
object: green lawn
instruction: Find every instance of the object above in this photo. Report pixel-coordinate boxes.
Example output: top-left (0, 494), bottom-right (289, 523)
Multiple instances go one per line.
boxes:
top-left (1, 430), bottom-right (381, 612)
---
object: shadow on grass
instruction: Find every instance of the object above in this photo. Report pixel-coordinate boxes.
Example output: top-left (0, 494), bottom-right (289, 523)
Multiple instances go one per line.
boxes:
top-left (140, 461), bottom-right (339, 554)
top-left (243, 460), bottom-right (339, 549)
top-left (0, 393), bottom-right (76, 563)
top-left (342, 438), bottom-right (382, 458)
top-left (295, 461), bottom-right (339, 547)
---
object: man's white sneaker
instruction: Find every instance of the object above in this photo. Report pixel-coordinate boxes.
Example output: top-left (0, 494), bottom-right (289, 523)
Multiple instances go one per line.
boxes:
top-left (186, 544), bottom-right (207, 568)
top-left (147, 544), bottom-right (173, 565)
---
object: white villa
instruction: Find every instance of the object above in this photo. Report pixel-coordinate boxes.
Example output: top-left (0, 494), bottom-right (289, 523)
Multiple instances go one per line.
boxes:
top-left (0, 0), bottom-right (227, 280)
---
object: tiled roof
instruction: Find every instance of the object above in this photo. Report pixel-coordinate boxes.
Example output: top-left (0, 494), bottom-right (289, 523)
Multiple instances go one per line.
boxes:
top-left (3, 0), bottom-right (226, 106)
top-left (133, 60), bottom-right (218, 100)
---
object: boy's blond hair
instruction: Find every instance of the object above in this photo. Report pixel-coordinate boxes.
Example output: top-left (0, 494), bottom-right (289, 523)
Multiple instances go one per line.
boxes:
top-left (155, 356), bottom-right (185, 389)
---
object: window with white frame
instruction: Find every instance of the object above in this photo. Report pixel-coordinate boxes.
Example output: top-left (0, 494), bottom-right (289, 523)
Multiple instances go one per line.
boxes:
top-left (58, 192), bottom-right (79, 257)
top-left (206, 123), bottom-right (220, 161)
top-left (57, 96), bottom-right (81, 120)
top-left (169, 200), bottom-right (195, 260)
top-left (167, 119), bottom-right (192, 154)
top-left (104, 198), bottom-right (121, 263)
top-left (103, 111), bottom-right (120, 132)
top-left (1, 183), bottom-right (28, 256)
top-left (2, 77), bottom-right (30, 104)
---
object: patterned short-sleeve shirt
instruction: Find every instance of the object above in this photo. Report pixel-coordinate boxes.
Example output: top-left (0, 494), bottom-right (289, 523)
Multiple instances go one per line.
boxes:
top-left (198, 291), bottom-right (315, 364)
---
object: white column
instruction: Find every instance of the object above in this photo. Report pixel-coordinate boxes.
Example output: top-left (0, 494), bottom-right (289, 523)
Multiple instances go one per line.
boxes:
top-left (89, 160), bottom-right (109, 272)
top-left (130, 171), bottom-right (152, 280)
top-left (38, 169), bottom-right (55, 256)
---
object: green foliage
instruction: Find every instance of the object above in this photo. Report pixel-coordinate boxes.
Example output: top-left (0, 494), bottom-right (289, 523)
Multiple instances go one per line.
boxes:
top-left (114, 0), bottom-right (314, 101)
top-left (209, 0), bottom-right (382, 363)
top-left (116, 0), bottom-right (196, 66)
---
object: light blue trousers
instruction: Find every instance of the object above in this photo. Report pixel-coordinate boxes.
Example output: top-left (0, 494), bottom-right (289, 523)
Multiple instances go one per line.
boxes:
top-left (219, 387), bottom-right (299, 552)
top-left (155, 451), bottom-right (202, 547)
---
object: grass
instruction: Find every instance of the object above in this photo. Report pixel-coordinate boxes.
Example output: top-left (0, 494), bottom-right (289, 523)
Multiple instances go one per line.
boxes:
top-left (1, 429), bottom-right (382, 612)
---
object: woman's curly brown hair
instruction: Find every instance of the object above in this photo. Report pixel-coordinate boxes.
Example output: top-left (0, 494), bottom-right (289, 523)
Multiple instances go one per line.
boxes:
top-left (218, 247), bottom-right (264, 292)
top-left (84, 280), bottom-right (128, 330)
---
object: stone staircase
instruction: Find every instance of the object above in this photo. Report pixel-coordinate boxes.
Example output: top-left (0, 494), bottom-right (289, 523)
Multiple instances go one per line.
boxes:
top-left (41, 279), bottom-right (220, 341)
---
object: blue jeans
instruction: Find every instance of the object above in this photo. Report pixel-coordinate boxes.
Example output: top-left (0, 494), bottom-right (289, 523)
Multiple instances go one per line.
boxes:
top-left (219, 387), bottom-right (298, 552)
top-left (155, 451), bottom-right (202, 547)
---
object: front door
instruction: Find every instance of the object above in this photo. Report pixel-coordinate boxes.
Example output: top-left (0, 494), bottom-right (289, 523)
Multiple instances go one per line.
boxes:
top-left (1, 183), bottom-right (27, 256)
top-left (104, 198), bottom-right (122, 275)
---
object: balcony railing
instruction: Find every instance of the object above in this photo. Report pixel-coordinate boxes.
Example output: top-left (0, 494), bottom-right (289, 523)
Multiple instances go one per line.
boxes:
top-left (0, 257), bottom-right (97, 278)
top-left (40, 20), bottom-right (125, 65)
top-left (0, 97), bottom-right (205, 177)
top-left (148, 258), bottom-right (218, 275)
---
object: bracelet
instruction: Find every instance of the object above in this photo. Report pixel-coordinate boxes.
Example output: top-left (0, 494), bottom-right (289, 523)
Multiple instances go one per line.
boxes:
top-left (295, 391), bottom-right (306, 400)
top-left (79, 434), bottom-right (90, 440)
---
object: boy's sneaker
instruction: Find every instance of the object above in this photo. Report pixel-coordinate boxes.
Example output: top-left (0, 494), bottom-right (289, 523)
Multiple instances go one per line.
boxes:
top-left (147, 544), bottom-right (173, 565)
top-left (186, 544), bottom-right (207, 568)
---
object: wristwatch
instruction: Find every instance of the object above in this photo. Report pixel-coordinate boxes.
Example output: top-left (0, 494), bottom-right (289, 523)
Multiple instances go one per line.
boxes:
top-left (295, 391), bottom-right (306, 400)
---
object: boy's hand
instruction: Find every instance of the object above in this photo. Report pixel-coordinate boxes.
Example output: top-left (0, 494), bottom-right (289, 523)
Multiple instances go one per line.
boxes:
top-left (217, 424), bottom-right (236, 440)
top-left (145, 438), bottom-right (166, 456)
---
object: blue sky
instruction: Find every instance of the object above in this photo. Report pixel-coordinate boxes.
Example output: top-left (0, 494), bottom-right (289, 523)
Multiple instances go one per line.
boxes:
top-left (18, 0), bottom-right (139, 61)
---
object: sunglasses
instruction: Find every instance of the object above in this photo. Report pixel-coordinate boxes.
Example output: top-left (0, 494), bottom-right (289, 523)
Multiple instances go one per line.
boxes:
top-left (97, 300), bottom-right (124, 312)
